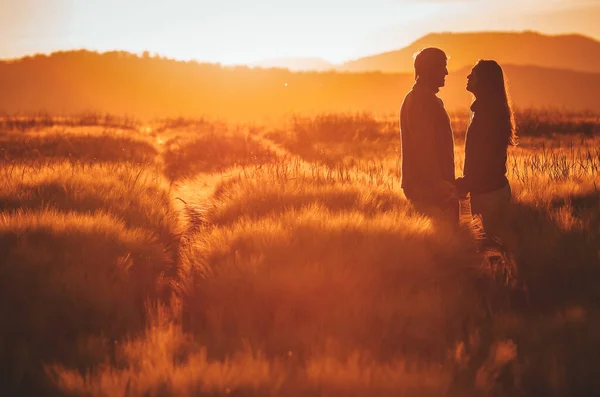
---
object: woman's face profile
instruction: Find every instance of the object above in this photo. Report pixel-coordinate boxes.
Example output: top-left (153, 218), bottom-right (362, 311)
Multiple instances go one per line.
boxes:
top-left (466, 67), bottom-right (479, 94)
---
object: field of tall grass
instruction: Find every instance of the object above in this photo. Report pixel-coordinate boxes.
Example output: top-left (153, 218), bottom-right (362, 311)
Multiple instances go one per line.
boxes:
top-left (1, 109), bottom-right (600, 396)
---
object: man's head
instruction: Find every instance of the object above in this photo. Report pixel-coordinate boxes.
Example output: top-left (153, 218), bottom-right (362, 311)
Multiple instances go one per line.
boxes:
top-left (413, 47), bottom-right (448, 89)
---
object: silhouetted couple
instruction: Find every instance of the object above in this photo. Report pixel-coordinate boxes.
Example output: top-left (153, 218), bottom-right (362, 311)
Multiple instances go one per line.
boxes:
top-left (400, 47), bottom-right (516, 239)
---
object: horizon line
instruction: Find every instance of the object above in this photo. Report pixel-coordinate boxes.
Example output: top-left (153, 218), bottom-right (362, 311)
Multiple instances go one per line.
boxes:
top-left (2, 29), bottom-right (598, 66)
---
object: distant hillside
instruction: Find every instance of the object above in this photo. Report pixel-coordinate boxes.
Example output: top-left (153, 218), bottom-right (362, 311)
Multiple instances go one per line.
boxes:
top-left (340, 31), bottom-right (600, 74)
top-left (251, 57), bottom-right (335, 72)
top-left (1, 50), bottom-right (600, 120)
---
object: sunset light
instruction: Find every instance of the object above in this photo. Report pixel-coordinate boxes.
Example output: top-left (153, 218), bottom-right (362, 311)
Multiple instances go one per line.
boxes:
top-left (2, 0), bottom-right (599, 64)
top-left (3, 0), bottom-right (600, 396)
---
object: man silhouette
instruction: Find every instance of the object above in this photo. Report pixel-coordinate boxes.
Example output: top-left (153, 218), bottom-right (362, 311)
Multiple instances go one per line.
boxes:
top-left (400, 47), bottom-right (458, 224)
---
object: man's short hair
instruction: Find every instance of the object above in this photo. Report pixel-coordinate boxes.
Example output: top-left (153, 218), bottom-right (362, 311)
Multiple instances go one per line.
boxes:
top-left (413, 47), bottom-right (447, 79)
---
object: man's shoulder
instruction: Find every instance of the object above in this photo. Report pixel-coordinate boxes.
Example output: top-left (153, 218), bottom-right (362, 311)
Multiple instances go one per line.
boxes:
top-left (402, 86), bottom-right (442, 109)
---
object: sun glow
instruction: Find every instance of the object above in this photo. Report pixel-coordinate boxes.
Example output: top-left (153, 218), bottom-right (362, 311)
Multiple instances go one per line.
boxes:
top-left (1, 0), bottom-right (598, 65)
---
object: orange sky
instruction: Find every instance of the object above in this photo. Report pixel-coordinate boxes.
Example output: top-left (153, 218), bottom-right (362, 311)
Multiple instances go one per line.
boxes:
top-left (1, 0), bottom-right (599, 64)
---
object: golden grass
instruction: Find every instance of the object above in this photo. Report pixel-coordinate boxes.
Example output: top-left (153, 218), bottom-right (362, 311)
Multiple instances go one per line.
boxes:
top-left (0, 162), bottom-right (180, 250)
top-left (50, 301), bottom-right (454, 397)
top-left (198, 160), bottom-right (404, 226)
top-left (50, 301), bottom-right (283, 397)
top-left (2, 112), bottom-right (600, 396)
top-left (0, 114), bottom-right (140, 133)
top-left (0, 146), bottom-right (180, 394)
top-left (0, 127), bottom-right (157, 164)
top-left (180, 205), bottom-right (482, 358)
top-left (0, 210), bottom-right (171, 393)
top-left (161, 123), bottom-right (277, 180)
top-left (265, 113), bottom-right (399, 164)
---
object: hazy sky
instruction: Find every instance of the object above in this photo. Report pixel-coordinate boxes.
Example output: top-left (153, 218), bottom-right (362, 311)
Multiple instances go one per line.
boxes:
top-left (1, 0), bottom-right (599, 64)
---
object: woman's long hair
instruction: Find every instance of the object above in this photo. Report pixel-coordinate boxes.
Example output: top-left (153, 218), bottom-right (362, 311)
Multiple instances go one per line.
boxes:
top-left (472, 60), bottom-right (517, 146)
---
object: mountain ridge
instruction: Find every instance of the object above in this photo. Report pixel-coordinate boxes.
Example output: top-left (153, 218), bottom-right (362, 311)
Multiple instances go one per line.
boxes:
top-left (340, 30), bottom-right (600, 74)
top-left (1, 44), bottom-right (599, 120)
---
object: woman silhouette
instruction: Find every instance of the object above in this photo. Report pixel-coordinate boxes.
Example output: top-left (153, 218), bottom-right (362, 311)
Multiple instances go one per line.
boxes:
top-left (456, 60), bottom-right (517, 239)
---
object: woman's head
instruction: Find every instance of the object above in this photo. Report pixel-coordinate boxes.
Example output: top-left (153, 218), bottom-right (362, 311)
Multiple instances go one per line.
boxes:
top-left (467, 60), bottom-right (506, 97)
top-left (467, 60), bottom-right (517, 145)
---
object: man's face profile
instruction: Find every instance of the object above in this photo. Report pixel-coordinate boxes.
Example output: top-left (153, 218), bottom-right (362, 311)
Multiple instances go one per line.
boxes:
top-left (415, 49), bottom-right (449, 89)
top-left (430, 59), bottom-right (448, 88)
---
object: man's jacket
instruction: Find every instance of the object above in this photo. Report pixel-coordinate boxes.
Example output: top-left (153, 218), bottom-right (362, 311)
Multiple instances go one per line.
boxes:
top-left (400, 82), bottom-right (455, 202)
